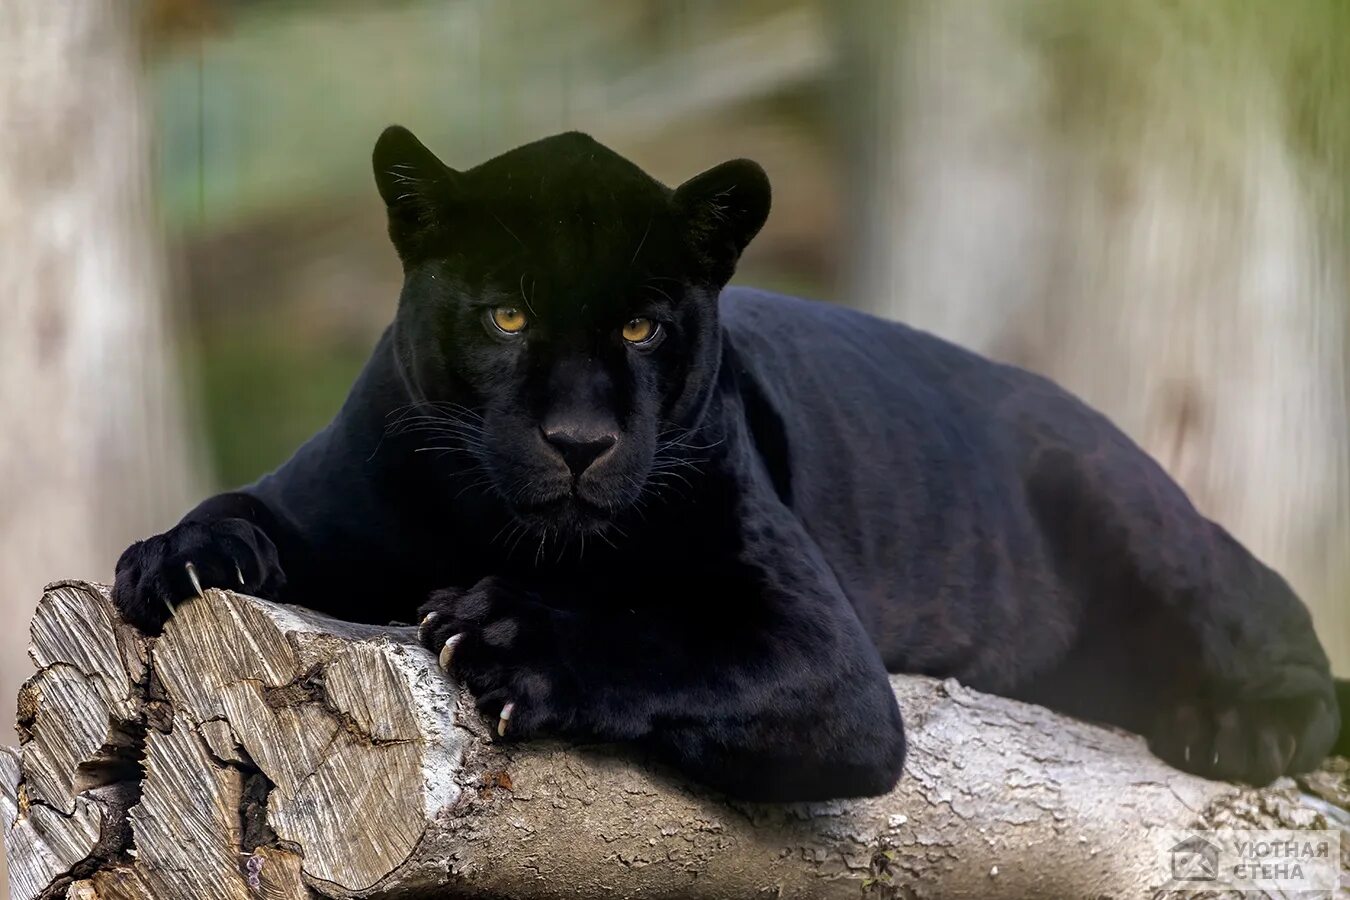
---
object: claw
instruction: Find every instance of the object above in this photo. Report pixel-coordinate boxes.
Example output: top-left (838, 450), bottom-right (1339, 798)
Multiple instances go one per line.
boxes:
top-left (419, 611), bottom-right (439, 642)
top-left (235, 563), bottom-right (245, 587)
top-left (497, 701), bottom-right (514, 737)
top-left (1184, 745), bottom-right (1190, 764)
top-left (185, 561), bottom-right (205, 599)
top-left (438, 633), bottom-right (462, 670)
top-left (1212, 749), bottom-right (1220, 768)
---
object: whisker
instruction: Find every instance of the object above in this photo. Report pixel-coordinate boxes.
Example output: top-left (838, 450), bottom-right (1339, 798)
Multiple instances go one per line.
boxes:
top-left (645, 284), bottom-right (675, 304)
top-left (629, 218), bottom-right (652, 266)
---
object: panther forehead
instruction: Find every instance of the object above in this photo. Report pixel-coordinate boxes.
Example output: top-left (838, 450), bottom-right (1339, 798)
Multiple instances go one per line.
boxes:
top-left (465, 132), bottom-right (669, 199)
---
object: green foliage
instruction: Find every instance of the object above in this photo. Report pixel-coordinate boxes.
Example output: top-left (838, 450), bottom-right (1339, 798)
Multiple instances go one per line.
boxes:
top-left (1276, 1), bottom-right (1350, 234)
top-left (192, 324), bottom-right (370, 488)
top-left (1025, 0), bottom-right (1350, 235)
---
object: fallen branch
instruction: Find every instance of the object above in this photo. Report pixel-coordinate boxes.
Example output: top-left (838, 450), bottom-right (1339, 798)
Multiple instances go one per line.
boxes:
top-left (3, 581), bottom-right (1346, 899)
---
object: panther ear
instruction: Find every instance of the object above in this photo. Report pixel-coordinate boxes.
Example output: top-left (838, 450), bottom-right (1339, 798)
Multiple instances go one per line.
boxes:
top-left (372, 125), bottom-right (458, 260)
top-left (673, 158), bottom-right (771, 282)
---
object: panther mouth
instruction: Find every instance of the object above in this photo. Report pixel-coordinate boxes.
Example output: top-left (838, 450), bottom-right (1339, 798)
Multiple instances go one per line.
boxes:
top-left (513, 490), bottom-right (615, 529)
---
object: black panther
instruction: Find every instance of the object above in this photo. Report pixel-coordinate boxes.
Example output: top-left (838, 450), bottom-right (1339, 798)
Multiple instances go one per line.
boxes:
top-left (113, 126), bottom-right (1345, 801)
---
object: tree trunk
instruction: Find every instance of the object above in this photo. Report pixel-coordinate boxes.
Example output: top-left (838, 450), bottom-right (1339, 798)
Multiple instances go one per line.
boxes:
top-left (0, 1), bottom-right (200, 733)
top-left (835, 0), bottom-right (1350, 675)
top-left (0, 5), bottom-right (200, 894)
top-left (4, 582), bottom-right (1346, 899)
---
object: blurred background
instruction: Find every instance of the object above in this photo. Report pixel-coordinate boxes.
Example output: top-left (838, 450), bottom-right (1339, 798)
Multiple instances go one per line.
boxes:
top-left (2, 1), bottom-right (1348, 893)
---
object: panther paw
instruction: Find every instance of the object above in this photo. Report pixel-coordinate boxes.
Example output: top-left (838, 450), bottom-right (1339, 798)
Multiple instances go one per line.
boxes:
top-left (112, 518), bottom-right (285, 634)
top-left (418, 576), bottom-right (578, 739)
top-left (1149, 686), bottom-right (1339, 785)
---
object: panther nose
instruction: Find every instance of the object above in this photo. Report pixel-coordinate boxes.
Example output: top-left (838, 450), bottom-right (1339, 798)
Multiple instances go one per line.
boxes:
top-left (541, 424), bottom-right (617, 476)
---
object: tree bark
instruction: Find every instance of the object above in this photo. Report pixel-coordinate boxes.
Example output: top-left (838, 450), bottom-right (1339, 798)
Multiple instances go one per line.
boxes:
top-left (3, 582), bottom-right (1346, 899)
top-left (834, 0), bottom-right (1350, 675)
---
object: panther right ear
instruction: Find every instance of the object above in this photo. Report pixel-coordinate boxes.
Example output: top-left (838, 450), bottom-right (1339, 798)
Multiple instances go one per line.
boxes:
top-left (673, 158), bottom-right (771, 285)
top-left (372, 125), bottom-right (458, 260)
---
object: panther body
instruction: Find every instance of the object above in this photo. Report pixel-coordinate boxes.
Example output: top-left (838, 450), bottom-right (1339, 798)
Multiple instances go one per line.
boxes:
top-left (113, 129), bottom-right (1342, 800)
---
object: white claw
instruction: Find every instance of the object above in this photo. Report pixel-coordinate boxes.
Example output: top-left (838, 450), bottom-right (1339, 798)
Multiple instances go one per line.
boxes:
top-left (419, 611), bottom-right (439, 642)
top-left (438, 633), bottom-right (462, 671)
top-left (1184, 745), bottom-right (1190, 764)
top-left (163, 597), bottom-right (177, 620)
top-left (497, 701), bottom-right (515, 737)
top-left (235, 563), bottom-right (245, 586)
top-left (1212, 750), bottom-right (1220, 768)
top-left (185, 561), bottom-right (205, 599)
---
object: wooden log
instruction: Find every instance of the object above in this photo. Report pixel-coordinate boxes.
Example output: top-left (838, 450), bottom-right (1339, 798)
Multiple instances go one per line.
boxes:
top-left (3, 580), bottom-right (1346, 899)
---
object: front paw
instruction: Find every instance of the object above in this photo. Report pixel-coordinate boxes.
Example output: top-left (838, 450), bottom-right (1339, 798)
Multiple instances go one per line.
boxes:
top-left (417, 577), bottom-right (577, 739)
top-left (112, 518), bottom-right (286, 635)
top-left (1149, 680), bottom-right (1340, 785)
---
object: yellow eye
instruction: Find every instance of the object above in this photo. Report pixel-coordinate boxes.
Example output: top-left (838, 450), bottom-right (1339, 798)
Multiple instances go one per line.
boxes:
top-left (490, 307), bottom-right (528, 334)
top-left (622, 317), bottom-right (657, 344)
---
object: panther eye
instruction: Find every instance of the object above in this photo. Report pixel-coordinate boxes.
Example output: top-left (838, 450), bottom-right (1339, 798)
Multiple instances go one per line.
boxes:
top-left (489, 307), bottom-right (528, 335)
top-left (621, 317), bottom-right (659, 345)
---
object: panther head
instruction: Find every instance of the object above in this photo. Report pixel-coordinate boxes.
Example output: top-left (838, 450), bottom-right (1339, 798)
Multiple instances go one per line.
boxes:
top-left (372, 126), bottom-right (770, 535)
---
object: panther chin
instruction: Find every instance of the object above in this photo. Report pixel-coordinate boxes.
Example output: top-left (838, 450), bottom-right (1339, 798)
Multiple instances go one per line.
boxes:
top-left (512, 489), bottom-right (621, 535)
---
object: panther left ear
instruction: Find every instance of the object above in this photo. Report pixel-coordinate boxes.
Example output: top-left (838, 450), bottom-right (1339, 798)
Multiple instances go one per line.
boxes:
top-left (673, 158), bottom-right (771, 282)
top-left (372, 125), bottom-right (459, 261)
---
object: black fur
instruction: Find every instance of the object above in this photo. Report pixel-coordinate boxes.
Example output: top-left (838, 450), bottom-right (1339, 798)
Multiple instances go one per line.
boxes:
top-left (113, 129), bottom-right (1344, 801)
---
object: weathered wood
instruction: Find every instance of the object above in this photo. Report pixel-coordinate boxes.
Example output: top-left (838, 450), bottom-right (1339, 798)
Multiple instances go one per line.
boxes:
top-left (3, 581), bottom-right (1346, 899)
top-left (2, 583), bottom-right (146, 900)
